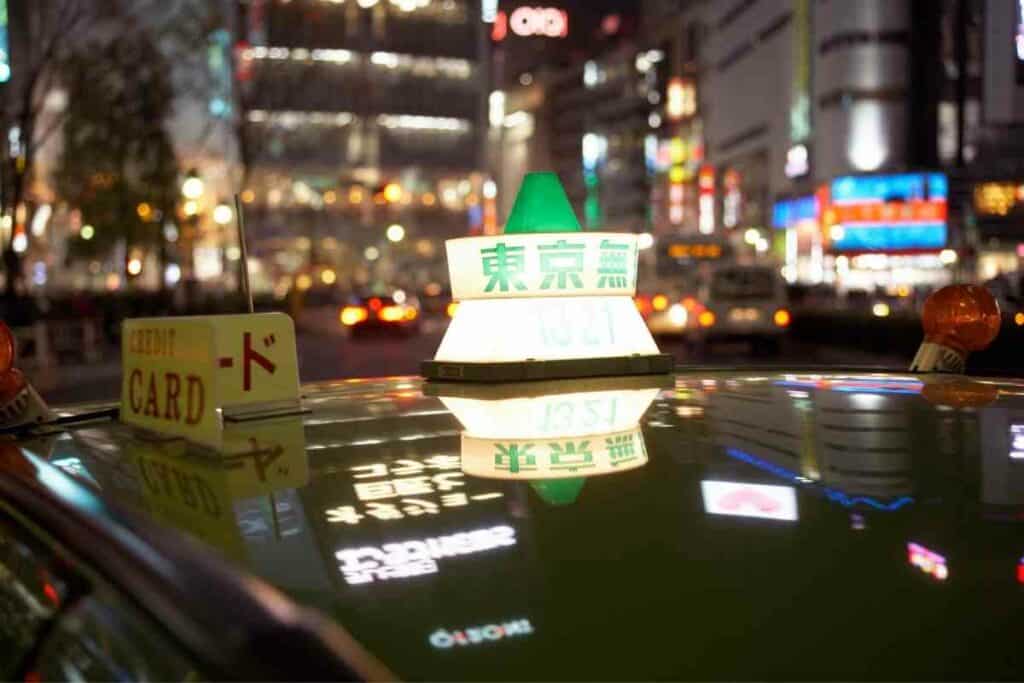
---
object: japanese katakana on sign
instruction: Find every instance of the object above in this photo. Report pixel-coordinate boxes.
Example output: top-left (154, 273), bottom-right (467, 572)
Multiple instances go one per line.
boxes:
top-left (446, 233), bottom-right (639, 300)
top-left (121, 313), bottom-right (300, 448)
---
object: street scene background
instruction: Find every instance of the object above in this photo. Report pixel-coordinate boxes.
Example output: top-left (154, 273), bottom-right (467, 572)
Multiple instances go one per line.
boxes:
top-left (1, 0), bottom-right (1023, 403)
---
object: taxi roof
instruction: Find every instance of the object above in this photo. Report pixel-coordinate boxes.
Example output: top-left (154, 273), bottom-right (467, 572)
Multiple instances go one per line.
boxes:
top-left (22, 368), bottom-right (1024, 679)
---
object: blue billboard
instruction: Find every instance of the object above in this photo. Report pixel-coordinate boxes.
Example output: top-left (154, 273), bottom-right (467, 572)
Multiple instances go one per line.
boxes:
top-left (772, 195), bottom-right (817, 229)
top-left (830, 173), bottom-right (947, 204)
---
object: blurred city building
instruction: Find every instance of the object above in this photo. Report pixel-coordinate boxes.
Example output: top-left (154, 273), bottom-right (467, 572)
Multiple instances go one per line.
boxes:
top-left (235, 0), bottom-right (489, 295)
top-left (489, 0), bottom-right (1024, 300)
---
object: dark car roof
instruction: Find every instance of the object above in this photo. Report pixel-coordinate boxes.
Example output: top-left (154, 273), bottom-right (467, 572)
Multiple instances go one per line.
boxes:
top-left (27, 369), bottom-right (1024, 680)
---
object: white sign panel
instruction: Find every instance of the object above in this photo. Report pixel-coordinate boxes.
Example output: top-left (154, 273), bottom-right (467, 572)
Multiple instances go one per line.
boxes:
top-left (701, 480), bottom-right (798, 521)
top-left (434, 296), bottom-right (658, 364)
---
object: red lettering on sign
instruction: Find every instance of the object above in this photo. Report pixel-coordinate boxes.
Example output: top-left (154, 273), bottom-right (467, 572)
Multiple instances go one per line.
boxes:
top-left (185, 375), bottom-right (204, 425)
top-left (126, 369), bottom-right (204, 426)
top-left (243, 331), bottom-right (276, 391)
top-left (164, 373), bottom-right (181, 421)
top-left (144, 373), bottom-right (160, 417)
top-left (129, 369), bottom-right (142, 414)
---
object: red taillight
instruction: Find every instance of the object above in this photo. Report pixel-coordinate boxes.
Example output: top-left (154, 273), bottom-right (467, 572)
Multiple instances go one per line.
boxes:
top-left (340, 306), bottom-right (368, 326)
top-left (681, 296), bottom-right (699, 312)
top-left (635, 296), bottom-right (653, 317)
top-left (368, 297), bottom-right (383, 312)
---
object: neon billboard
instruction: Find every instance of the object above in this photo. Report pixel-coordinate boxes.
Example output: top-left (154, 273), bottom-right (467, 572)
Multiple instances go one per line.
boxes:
top-left (826, 173), bottom-right (947, 252)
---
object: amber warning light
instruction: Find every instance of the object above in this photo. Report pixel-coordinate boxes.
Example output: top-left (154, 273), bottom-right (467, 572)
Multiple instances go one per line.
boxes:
top-left (0, 322), bottom-right (49, 427)
top-left (910, 284), bottom-right (1000, 373)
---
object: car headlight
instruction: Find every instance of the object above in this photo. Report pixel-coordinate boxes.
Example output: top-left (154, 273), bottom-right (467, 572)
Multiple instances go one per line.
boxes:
top-left (668, 303), bottom-right (688, 327)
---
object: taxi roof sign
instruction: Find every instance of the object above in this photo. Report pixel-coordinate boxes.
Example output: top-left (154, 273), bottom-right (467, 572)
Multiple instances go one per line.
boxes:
top-left (423, 171), bottom-right (672, 382)
top-left (504, 171), bottom-right (581, 234)
top-left (121, 313), bottom-right (300, 448)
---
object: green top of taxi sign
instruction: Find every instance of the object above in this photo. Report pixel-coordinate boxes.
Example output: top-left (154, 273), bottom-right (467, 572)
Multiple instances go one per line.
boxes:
top-left (504, 172), bottom-right (582, 234)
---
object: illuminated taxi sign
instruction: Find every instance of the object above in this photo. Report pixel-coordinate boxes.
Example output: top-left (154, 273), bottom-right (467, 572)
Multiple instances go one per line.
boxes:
top-left (424, 172), bottom-right (671, 381)
top-left (121, 313), bottom-right (300, 448)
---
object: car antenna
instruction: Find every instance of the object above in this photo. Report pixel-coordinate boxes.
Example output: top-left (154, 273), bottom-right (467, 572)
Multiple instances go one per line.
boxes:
top-left (235, 193), bottom-right (254, 314)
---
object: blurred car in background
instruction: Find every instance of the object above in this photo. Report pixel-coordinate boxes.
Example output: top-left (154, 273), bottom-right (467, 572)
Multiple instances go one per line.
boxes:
top-left (694, 264), bottom-right (790, 354)
top-left (340, 293), bottom-right (421, 338)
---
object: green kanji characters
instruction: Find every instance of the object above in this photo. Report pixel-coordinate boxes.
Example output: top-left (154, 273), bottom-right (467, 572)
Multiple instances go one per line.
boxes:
top-left (494, 443), bottom-right (537, 473)
top-left (481, 243), bottom-right (527, 292)
top-left (596, 240), bottom-right (631, 288)
top-left (606, 433), bottom-right (637, 466)
top-left (539, 239), bottom-right (585, 290)
top-left (548, 440), bottom-right (595, 471)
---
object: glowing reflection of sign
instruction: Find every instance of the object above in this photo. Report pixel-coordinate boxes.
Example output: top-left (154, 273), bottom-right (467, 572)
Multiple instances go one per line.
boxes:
top-left (1010, 424), bottom-right (1024, 459)
top-left (440, 387), bottom-right (659, 440)
top-left (907, 542), bottom-right (948, 581)
top-left (725, 448), bottom-right (914, 511)
top-left (430, 619), bottom-right (533, 649)
top-left (461, 425), bottom-right (647, 480)
top-left (775, 377), bottom-right (922, 395)
top-left (323, 455), bottom-right (504, 526)
top-left (335, 525), bottom-right (517, 585)
top-left (701, 480), bottom-right (798, 521)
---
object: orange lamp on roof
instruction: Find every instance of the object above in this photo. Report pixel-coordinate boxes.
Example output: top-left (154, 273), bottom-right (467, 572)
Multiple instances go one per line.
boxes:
top-left (0, 322), bottom-right (48, 427)
top-left (910, 284), bottom-right (1001, 373)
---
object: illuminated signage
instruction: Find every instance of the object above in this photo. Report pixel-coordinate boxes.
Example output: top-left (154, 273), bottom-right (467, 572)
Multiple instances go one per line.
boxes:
top-left (430, 619), bottom-right (534, 649)
top-left (722, 169), bottom-right (741, 228)
top-left (974, 182), bottom-right (1024, 216)
top-left (494, 7), bottom-right (568, 39)
top-left (666, 78), bottom-right (695, 120)
top-left (324, 455), bottom-right (504, 526)
top-left (701, 480), bottom-right (799, 521)
top-left (1010, 424), bottom-right (1024, 459)
top-left (335, 525), bottom-right (517, 585)
top-left (907, 542), bottom-right (948, 581)
top-left (0, 0), bottom-right (9, 83)
top-left (785, 144), bottom-right (809, 178)
top-left (698, 165), bottom-right (715, 234)
top-left (666, 243), bottom-right (722, 259)
top-left (1018, 0), bottom-right (1024, 60)
top-left (1017, 558), bottom-right (1024, 584)
top-left (772, 196), bottom-right (817, 229)
top-left (481, 0), bottom-right (498, 23)
top-left (828, 173), bottom-right (947, 252)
